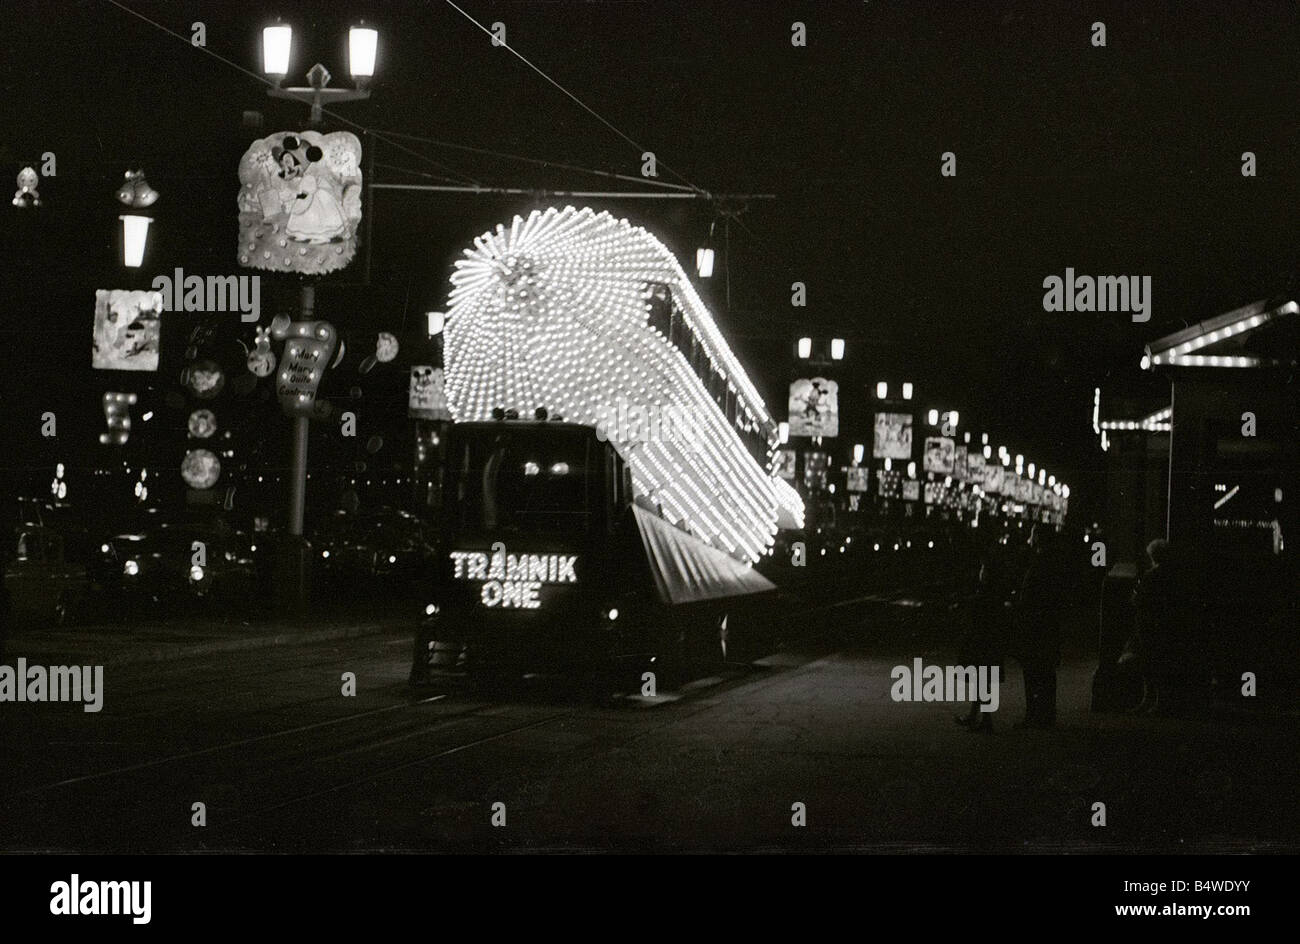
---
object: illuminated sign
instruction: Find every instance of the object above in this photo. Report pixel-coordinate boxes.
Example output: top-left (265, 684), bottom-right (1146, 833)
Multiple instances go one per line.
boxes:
top-left (272, 319), bottom-right (337, 418)
top-left (873, 412), bottom-right (913, 460)
top-left (923, 436), bottom-right (955, 474)
top-left (450, 547), bottom-right (578, 609)
top-left (788, 377), bottom-right (839, 438)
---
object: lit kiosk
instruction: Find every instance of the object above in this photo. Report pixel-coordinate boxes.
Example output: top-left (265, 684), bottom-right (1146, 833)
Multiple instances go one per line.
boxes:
top-left (410, 207), bottom-right (802, 687)
top-left (1118, 298), bottom-right (1296, 698)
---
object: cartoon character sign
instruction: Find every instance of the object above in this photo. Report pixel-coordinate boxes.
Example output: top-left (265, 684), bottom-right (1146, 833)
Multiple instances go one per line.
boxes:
top-left (787, 377), bottom-right (839, 438)
top-left (873, 412), bottom-right (912, 460)
top-left (93, 290), bottom-right (162, 371)
top-left (238, 131), bottom-right (362, 275)
top-left (409, 365), bottom-right (450, 420)
top-left (772, 447), bottom-right (797, 481)
top-left (923, 436), bottom-right (956, 475)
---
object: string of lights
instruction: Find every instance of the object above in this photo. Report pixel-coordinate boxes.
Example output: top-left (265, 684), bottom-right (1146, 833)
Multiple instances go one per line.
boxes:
top-left (442, 206), bottom-right (802, 563)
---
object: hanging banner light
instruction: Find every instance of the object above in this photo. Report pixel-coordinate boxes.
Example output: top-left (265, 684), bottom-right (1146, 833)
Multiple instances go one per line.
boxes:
top-left (13, 167), bottom-right (41, 207)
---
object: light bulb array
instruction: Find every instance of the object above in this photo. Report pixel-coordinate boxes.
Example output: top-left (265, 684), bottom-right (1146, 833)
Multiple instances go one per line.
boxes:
top-left (443, 207), bottom-right (797, 563)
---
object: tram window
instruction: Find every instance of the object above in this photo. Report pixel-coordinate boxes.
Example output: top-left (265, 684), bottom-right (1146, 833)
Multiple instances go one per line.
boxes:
top-left (452, 429), bottom-right (592, 535)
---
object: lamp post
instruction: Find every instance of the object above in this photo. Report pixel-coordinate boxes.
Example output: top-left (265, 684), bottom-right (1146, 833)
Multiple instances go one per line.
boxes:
top-left (259, 19), bottom-right (378, 616)
top-left (263, 22), bottom-right (376, 124)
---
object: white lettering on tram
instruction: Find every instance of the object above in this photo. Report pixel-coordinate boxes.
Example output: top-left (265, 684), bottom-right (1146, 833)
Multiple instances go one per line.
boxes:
top-left (449, 548), bottom-right (579, 609)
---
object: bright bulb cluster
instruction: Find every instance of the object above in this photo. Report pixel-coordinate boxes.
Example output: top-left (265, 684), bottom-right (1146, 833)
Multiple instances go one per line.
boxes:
top-left (442, 207), bottom-right (799, 563)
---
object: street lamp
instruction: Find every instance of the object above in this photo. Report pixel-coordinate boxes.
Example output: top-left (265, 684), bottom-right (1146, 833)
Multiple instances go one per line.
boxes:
top-left (119, 215), bottom-right (152, 268)
top-left (778, 421), bottom-right (789, 444)
top-left (875, 381), bottom-right (888, 399)
top-left (256, 21), bottom-right (376, 617)
top-left (695, 247), bottom-right (715, 278)
top-left (116, 169), bottom-right (158, 268)
top-left (263, 21), bottom-right (377, 124)
top-left (426, 311), bottom-right (445, 336)
top-left (830, 338), bottom-right (845, 360)
top-left (262, 24), bottom-right (292, 78)
top-left (853, 443), bottom-right (864, 464)
top-left (927, 409), bottom-right (939, 426)
top-left (348, 25), bottom-right (378, 86)
top-left (796, 337), bottom-right (812, 359)
top-left (902, 382), bottom-right (913, 400)
top-left (1027, 462), bottom-right (1036, 478)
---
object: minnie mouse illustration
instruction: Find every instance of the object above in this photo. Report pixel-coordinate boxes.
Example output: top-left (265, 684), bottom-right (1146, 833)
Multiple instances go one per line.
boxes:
top-left (272, 136), bottom-right (347, 244)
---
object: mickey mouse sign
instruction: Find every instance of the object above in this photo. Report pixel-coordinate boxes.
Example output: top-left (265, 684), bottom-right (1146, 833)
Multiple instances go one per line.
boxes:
top-left (237, 130), bottom-right (362, 275)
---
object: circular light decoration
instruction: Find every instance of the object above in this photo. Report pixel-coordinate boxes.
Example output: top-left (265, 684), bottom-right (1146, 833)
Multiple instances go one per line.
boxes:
top-left (188, 409), bottom-right (217, 439)
top-left (181, 449), bottom-right (222, 490)
top-left (442, 206), bottom-right (800, 564)
top-left (375, 332), bottom-right (399, 363)
top-left (185, 360), bottom-right (226, 400)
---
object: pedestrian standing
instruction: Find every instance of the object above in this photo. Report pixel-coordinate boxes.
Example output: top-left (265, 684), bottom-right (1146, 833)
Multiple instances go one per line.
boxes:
top-left (1012, 524), bottom-right (1065, 729)
top-left (955, 538), bottom-right (1013, 731)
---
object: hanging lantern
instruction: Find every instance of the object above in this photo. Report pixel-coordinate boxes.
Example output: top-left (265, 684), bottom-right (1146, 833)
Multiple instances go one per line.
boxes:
top-left (181, 449), bottom-right (222, 490)
top-left (12, 167), bottom-right (41, 207)
top-left (184, 359), bottom-right (226, 400)
top-left (187, 409), bottom-right (218, 439)
top-left (120, 215), bottom-right (152, 268)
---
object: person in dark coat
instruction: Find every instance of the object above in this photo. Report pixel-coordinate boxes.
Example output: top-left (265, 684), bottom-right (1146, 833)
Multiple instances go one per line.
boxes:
top-left (955, 537), bottom-right (1014, 731)
top-left (1130, 538), bottom-right (1180, 713)
top-left (1012, 524), bottom-right (1065, 729)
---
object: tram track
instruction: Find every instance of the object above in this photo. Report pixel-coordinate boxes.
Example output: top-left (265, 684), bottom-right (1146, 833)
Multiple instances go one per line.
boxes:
top-left (1, 570), bottom-right (969, 850)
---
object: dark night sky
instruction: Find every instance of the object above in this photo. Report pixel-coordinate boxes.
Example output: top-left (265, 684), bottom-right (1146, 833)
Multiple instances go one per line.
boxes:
top-left (3, 0), bottom-right (1299, 519)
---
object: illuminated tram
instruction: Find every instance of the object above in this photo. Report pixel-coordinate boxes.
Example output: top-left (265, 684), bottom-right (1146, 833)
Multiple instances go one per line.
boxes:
top-left (411, 207), bottom-right (802, 684)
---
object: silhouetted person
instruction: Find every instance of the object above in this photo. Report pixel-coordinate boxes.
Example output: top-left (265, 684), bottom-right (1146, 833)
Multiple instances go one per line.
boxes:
top-left (956, 537), bottom-right (1014, 732)
top-left (1012, 524), bottom-right (1065, 729)
top-left (1131, 538), bottom-right (1180, 713)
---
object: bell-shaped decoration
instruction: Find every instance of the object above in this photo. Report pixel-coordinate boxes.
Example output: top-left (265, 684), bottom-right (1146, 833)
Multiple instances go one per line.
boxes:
top-left (132, 170), bottom-right (160, 208)
top-left (116, 169), bottom-right (159, 208)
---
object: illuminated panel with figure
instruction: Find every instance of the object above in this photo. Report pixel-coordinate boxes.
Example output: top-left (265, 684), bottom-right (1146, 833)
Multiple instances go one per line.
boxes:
top-left (442, 206), bottom-right (803, 563)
